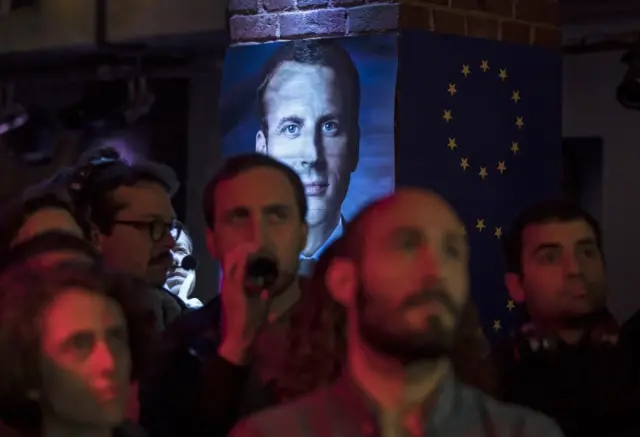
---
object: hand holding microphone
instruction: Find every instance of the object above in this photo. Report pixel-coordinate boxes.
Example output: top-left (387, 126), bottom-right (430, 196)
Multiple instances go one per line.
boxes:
top-left (218, 242), bottom-right (278, 365)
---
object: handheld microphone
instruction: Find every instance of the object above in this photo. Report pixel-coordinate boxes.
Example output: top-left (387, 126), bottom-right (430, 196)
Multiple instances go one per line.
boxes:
top-left (244, 254), bottom-right (278, 295)
top-left (180, 255), bottom-right (198, 271)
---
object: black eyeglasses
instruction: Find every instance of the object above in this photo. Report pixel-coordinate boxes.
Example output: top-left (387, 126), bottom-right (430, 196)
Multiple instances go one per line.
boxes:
top-left (113, 219), bottom-right (182, 242)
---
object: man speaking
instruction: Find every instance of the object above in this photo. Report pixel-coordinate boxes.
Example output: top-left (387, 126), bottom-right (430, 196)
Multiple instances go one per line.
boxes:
top-left (255, 39), bottom-right (360, 265)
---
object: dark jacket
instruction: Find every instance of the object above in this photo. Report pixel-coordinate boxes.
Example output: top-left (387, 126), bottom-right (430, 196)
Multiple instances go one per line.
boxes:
top-left (139, 283), bottom-right (311, 437)
top-left (229, 372), bottom-right (564, 437)
top-left (492, 314), bottom-right (640, 437)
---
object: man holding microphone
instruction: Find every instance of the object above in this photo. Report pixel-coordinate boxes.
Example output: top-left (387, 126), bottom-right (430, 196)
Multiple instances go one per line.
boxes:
top-left (139, 154), bottom-right (311, 437)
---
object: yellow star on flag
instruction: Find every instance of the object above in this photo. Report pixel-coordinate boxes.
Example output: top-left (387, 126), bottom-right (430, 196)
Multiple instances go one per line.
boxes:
top-left (475, 218), bottom-right (485, 232)
top-left (461, 64), bottom-right (471, 78)
top-left (494, 226), bottom-right (503, 239)
top-left (448, 83), bottom-right (457, 96)
top-left (480, 60), bottom-right (490, 72)
top-left (506, 299), bottom-right (516, 311)
top-left (498, 68), bottom-right (508, 81)
top-left (511, 90), bottom-right (521, 103)
top-left (515, 117), bottom-right (524, 129)
top-left (496, 160), bottom-right (507, 174)
top-left (460, 157), bottom-right (470, 171)
top-left (478, 166), bottom-right (488, 180)
top-left (447, 137), bottom-right (457, 151)
top-left (443, 109), bottom-right (453, 123)
top-left (510, 141), bottom-right (520, 154)
top-left (493, 319), bottom-right (502, 332)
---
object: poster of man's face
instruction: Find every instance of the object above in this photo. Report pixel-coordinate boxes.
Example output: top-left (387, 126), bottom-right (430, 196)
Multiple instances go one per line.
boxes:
top-left (219, 35), bottom-right (396, 263)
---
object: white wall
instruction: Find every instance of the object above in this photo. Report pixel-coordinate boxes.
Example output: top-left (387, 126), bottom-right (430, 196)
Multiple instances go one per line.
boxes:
top-left (564, 50), bottom-right (640, 321)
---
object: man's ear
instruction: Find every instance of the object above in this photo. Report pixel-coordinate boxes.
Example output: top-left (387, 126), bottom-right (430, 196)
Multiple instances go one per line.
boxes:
top-left (326, 257), bottom-right (357, 307)
top-left (256, 131), bottom-right (267, 154)
top-left (205, 227), bottom-right (217, 259)
top-left (505, 272), bottom-right (525, 303)
top-left (90, 223), bottom-right (104, 251)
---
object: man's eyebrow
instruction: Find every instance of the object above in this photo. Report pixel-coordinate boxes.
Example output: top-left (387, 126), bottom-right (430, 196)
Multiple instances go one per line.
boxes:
top-left (275, 116), bottom-right (304, 132)
top-left (576, 237), bottom-right (597, 246)
top-left (222, 206), bottom-right (250, 218)
top-left (263, 204), bottom-right (291, 214)
top-left (532, 242), bottom-right (562, 254)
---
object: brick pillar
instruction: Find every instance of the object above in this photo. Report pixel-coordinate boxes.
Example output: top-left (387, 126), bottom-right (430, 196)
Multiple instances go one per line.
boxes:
top-left (228, 0), bottom-right (560, 47)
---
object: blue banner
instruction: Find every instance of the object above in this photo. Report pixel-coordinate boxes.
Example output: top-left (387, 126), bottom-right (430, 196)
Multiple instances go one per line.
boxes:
top-left (397, 31), bottom-right (563, 341)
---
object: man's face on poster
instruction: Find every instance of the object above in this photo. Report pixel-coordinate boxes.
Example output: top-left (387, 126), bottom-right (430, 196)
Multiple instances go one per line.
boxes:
top-left (256, 61), bottom-right (356, 228)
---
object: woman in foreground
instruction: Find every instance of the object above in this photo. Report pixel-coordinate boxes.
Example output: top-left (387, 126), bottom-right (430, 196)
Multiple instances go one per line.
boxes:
top-left (0, 261), bottom-right (148, 437)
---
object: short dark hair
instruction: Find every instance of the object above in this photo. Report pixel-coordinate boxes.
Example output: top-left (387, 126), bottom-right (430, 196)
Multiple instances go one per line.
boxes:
top-left (70, 147), bottom-right (179, 234)
top-left (0, 187), bottom-right (89, 252)
top-left (257, 39), bottom-right (360, 144)
top-left (0, 262), bottom-right (149, 430)
top-left (503, 199), bottom-right (602, 275)
top-left (202, 154), bottom-right (307, 229)
top-left (0, 231), bottom-right (101, 272)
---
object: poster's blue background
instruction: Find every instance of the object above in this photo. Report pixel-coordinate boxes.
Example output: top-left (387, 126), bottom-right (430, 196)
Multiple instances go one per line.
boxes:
top-left (397, 30), bottom-right (562, 341)
top-left (219, 34), bottom-right (397, 223)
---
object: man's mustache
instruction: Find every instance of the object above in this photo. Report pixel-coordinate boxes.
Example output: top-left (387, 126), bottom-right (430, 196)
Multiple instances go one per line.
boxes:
top-left (401, 287), bottom-right (458, 314)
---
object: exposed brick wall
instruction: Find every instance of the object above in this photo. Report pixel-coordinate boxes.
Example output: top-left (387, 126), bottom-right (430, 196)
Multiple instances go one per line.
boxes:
top-left (228, 0), bottom-right (560, 48)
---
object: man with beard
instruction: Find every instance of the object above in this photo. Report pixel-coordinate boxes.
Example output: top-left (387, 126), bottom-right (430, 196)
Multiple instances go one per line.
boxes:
top-left (494, 200), bottom-right (640, 437)
top-left (139, 154), bottom-right (311, 437)
top-left (229, 189), bottom-right (563, 437)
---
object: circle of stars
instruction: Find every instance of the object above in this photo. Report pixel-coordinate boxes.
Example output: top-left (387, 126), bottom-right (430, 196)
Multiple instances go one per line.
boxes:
top-left (442, 59), bottom-right (525, 182)
top-left (441, 59), bottom-right (527, 331)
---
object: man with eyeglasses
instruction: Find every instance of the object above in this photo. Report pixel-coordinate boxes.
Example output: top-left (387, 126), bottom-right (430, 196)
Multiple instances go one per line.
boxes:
top-left (70, 147), bottom-right (186, 330)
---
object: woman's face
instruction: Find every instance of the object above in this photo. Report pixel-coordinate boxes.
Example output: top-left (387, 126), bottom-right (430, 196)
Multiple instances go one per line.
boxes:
top-left (38, 288), bottom-right (131, 427)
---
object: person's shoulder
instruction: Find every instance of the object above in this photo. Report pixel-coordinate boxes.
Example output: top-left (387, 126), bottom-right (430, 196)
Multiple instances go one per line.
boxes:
top-left (229, 387), bottom-right (334, 437)
top-left (114, 420), bottom-right (148, 437)
top-left (463, 385), bottom-right (565, 436)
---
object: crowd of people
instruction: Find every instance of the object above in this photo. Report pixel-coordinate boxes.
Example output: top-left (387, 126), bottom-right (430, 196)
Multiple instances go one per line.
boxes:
top-left (0, 146), bottom-right (637, 437)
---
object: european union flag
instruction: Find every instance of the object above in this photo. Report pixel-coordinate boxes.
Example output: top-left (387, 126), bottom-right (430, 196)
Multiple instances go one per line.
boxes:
top-left (396, 31), bottom-right (563, 343)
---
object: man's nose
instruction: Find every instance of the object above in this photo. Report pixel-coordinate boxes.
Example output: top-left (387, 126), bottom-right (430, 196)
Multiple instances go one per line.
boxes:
top-left (419, 245), bottom-right (444, 278)
top-left (92, 340), bottom-right (116, 375)
top-left (564, 254), bottom-right (581, 276)
top-left (246, 219), bottom-right (268, 246)
top-left (300, 135), bottom-right (320, 167)
top-left (161, 229), bottom-right (176, 250)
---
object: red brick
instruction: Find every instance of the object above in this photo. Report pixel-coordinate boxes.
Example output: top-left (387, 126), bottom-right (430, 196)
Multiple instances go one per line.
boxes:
top-left (279, 9), bottom-right (346, 38)
top-left (263, 0), bottom-right (295, 11)
top-left (347, 4), bottom-right (399, 34)
top-left (483, 0), bottom-right (513, 17)
top-left (297, 0), bottom-right (330, 9)
top-left (399, 4), bottom-right (432, 31)
top-left (466, 15), bottom-right (499, 40)
top-left (501, 20), bottom-right (530, 44)
top-left (229, 14), bottom-right (278, 42)
top-left (433, 10), bottom-right (466, 36)
top-left (515, 0), bottom-right (559, 24)
top-left (532, 26), bottom-right (561, 47)
top-left (332, 0), bottom-right (366, 6)
top-left (228, 0), bottom-right (259, 13)
top-left (451, 0), bottom-right (480, 11)
top-left (415, 0), bottom-right (448, 5)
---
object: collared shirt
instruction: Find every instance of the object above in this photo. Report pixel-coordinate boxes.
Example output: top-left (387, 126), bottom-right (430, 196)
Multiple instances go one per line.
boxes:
top-left (228, 372), bottom-right (564, 437)
top-left (301, 216), bottom-right (345, 262)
